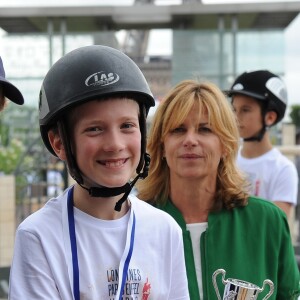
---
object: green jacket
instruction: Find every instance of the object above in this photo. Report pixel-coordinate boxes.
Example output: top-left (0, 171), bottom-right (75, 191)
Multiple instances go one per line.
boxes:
top-left (157, 196), bottom-right (300, 300)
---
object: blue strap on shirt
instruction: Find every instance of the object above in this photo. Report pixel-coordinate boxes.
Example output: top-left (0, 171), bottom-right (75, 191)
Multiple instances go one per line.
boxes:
top-left (67, 186), bottom-right (135, 300)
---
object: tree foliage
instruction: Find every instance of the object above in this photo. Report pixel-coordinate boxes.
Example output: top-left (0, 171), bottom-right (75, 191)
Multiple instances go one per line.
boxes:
top-left (0, 104), bottom-right (40, 175)
top-left (289, 104), bottom-right (300, 129)
top-left (0, 139), bottom-right (25, 174)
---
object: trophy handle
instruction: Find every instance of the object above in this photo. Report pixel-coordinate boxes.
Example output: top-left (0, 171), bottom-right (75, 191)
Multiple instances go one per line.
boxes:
top-left (261, 279), bottom-right (274, 300)
top-left (212, 269), bottom-right (227, 300)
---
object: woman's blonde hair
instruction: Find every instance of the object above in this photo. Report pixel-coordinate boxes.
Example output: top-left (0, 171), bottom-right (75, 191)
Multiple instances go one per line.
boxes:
top-left (137, 79), bottom-right (249, 210)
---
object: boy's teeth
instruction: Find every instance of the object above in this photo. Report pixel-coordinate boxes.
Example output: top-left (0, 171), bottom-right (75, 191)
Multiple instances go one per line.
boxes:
top-left (105, 160), bottom-right (124, 167)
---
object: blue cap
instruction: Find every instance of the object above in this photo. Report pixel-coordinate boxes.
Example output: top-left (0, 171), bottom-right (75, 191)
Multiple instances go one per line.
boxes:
top-left (0, 56), bottom-right (24, 105)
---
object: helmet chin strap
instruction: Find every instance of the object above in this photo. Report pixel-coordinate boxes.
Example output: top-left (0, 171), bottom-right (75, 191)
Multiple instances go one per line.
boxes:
top-left (243, 126), bottom-right (267, 142)
top-left (243, 111), bottom-right (269, 142)
top-left (77, 153), bottom-right (151, 211)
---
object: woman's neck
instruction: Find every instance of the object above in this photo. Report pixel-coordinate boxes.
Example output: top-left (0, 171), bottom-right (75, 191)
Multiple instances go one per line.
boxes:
top-left (169, 178), bottom-right (215, 224)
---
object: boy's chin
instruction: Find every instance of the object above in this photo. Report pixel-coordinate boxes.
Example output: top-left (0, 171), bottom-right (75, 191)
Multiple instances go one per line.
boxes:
top-left (95, 180), bottom-right (129, 189)
top-left (82, 174), bottom-right (129, 189)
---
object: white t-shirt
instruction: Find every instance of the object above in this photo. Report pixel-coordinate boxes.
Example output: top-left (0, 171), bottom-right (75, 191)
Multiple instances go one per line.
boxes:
top-left (186, 222), bottom-right (208, 300)
top-left (9, 186), bottom-right (189, 300)
top-left (237, 147), bottom-right (298, 205)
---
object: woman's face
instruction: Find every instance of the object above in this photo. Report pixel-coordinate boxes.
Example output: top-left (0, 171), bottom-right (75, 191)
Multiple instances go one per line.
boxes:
top-left (71, 98), bottom-right (141, 188)
top-left (163, 105), bottom-right (224, 184)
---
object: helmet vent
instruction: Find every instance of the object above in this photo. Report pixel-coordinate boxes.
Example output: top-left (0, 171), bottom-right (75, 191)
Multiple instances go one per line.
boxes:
top-left (39, 85), bottom-right (50, 120)
top-left (232, 83), bottom-right (244, 91)
top-left (266, 77), bottom-right (287, 105)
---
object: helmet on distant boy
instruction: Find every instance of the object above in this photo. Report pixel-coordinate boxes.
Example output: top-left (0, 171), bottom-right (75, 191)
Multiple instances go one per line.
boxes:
top-left (225, 70), bottom-right (287, 141)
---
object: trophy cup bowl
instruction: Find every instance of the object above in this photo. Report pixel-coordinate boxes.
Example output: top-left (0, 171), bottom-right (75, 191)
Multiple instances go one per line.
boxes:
top-left (212, 269), bottom-right (274, 300)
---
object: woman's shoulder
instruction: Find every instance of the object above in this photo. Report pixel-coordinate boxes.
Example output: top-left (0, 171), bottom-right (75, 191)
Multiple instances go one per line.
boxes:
top-left (209, 196), bottom-right (290, 237)
top-left (247, 195), bottom-right (281, 208)
top-left (238, 196), bottom-right (287, 220)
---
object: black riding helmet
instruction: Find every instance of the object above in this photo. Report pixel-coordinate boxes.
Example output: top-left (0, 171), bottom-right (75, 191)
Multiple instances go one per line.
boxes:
top-left (39, 45), bottom-right (155, 210)
top-left (225, 70), bottom-right (287, 141)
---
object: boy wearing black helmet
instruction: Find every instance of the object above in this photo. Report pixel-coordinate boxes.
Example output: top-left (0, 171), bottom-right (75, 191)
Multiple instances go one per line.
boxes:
top-left (9, 45), bottom-right (189, 300)
top-left (227, 70), bottom-right (298, 218)
top-left (0, 56), bottom-right (24, 111)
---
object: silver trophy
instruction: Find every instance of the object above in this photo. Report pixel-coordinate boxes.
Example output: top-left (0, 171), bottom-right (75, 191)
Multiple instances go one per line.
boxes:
top-left (212, 269), bottom-right (274, 300)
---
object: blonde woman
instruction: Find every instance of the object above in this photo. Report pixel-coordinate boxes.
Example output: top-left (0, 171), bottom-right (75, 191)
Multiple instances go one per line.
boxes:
top-left (138, 79), bottom-right (299, 300)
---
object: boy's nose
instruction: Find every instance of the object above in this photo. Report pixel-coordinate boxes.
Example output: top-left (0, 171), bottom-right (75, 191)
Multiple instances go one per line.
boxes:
top-left (102, 131), bottom-right (125, 152)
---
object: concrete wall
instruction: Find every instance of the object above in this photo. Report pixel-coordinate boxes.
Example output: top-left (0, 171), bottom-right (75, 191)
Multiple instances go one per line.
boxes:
top-left (0, 175), bottom-right (15, 267)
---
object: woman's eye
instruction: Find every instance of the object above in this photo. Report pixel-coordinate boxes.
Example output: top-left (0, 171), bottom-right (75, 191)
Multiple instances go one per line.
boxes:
top-left (199, 126), bottom-right (212, 133)
top-left (170, 127), bottom-right (185, 133)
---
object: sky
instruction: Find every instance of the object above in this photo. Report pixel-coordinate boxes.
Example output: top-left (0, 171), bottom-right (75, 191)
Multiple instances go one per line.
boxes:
top-left (1, 0), bottom-right (300, 114)
top-left (1, 0), bottom-right (299, 57)
top-left (1, 0), bottom-right (300, 57)
top-left (1, 0), bottom-right (300, 5)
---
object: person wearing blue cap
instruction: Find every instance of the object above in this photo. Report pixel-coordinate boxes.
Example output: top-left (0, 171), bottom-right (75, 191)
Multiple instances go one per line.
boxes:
top-left (0, 56), bottom-right (24, 111)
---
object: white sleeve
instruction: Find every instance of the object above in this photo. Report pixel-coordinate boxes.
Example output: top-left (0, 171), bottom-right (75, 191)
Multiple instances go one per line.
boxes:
top-left (9, 228), bottom-right (61, 300)
top-left (168, 225), bottom-right (190, 300)
top-left (270, 162), bottom-right (298, 205)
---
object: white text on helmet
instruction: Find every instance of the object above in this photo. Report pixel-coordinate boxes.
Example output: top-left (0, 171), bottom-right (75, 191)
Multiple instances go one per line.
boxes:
top-left (85, 71), bottom-right (120, 87)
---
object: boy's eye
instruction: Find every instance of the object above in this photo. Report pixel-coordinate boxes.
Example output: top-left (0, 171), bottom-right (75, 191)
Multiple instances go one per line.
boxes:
top-left (238, 107), bottom-right (251, 113)
top-left (86, 127), bottom-right (102, 132)
top-left (122, 123), bottom-right (135, 129)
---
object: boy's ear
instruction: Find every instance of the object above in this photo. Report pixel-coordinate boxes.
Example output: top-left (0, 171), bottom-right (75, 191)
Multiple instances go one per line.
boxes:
top-left (48, 130), bottom-right (67, 161)
top-left (265, 110), bottom-right (277, 127)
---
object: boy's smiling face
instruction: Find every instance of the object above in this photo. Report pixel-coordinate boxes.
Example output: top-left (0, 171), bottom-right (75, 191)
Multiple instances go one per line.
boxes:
top-left (70, 98), bottom-right (141, 188)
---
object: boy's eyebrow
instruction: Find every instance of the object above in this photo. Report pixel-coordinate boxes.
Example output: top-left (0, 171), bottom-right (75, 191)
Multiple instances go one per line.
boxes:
top-left (78, 115), bottom-right (139, 124)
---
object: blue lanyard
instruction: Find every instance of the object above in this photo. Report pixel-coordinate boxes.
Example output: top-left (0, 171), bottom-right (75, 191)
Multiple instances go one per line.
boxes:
top-left (67, 187), bottom-right (80, 300)
top-left (67, 187), bottom-right (136, 300)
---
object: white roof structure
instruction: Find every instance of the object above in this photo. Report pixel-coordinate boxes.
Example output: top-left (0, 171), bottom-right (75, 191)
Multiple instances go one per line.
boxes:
top-left (0, 1), bottom-right (300, 32)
